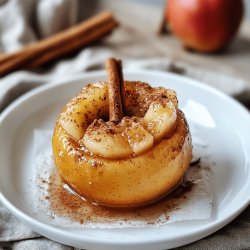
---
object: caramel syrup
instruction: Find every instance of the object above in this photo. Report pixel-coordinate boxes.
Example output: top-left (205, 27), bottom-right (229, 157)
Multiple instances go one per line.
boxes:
top-left (46, 163), bottom-right (203, 226)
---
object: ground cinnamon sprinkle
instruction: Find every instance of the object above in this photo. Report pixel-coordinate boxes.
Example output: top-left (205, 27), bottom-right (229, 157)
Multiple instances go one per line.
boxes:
top-left (46, 161), bottom-right (208, 225)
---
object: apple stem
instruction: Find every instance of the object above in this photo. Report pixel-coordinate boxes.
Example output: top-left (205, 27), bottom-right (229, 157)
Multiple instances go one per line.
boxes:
top-left (157, 0), bottom-right (170, 36)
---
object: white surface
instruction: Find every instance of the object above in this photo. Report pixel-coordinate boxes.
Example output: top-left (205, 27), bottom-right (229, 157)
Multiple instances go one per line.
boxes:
top-left (34, 130), bottom-right (213, 228)
top-left (0, 70), bottom-right (250, 250)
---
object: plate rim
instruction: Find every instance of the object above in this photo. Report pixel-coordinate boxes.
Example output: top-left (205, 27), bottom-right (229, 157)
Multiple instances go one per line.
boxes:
top-left (0, 69), bottom-right (250, 249)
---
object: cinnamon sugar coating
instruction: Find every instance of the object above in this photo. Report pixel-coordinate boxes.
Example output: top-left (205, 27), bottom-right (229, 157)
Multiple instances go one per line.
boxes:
top-left (52, 81), bottom-right (192, 207)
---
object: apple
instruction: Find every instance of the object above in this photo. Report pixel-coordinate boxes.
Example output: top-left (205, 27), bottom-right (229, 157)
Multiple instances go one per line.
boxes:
top-left (166, 0), bottom-right (244, 52)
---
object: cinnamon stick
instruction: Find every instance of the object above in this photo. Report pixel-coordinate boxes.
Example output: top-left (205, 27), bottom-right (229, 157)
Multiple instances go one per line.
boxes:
top-left (0, 11), bottom-right (118, 76)
top-left (105, 58), bottom-right (124, 122)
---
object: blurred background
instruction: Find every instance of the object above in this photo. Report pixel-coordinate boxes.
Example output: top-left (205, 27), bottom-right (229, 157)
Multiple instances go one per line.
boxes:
top-left (133, 0), bottom-right (250, 19)
top-left (0, 0), bottom-right (249, 110)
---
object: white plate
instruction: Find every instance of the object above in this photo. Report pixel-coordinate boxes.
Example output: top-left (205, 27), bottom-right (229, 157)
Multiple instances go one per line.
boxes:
top-left (0, 70), bottom-right (250, 250)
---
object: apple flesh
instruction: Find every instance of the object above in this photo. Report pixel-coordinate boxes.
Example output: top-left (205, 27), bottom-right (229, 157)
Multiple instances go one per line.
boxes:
top-left (166, 0), bottom-right (244, 52)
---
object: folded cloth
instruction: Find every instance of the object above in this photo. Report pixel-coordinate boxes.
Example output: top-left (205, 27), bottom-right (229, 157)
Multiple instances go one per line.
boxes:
top-left (0, 0), bottom-right (78, 52)
top-left (0, 0), bottom-right (250, 249)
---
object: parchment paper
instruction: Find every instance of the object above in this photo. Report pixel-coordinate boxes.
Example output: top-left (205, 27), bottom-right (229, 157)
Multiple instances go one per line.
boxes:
top-left (34, 130), bottom-right (213, 228)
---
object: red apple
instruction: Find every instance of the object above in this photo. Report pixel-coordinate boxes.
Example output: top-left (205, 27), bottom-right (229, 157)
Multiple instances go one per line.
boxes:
top-left (166, 0), bottom-right (244, 52)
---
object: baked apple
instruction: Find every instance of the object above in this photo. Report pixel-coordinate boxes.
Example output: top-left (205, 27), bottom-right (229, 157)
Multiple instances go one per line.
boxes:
top-left (52, 59), bottom-right (192, 207)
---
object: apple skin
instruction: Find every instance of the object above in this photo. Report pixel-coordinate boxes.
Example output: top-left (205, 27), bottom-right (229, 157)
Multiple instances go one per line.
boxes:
top-left (166, 0), bottom-right (244, 52)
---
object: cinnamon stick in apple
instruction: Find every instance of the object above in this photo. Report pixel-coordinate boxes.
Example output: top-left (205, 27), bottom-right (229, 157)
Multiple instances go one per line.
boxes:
top-left (105, 58), bottom-right (124, 122)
